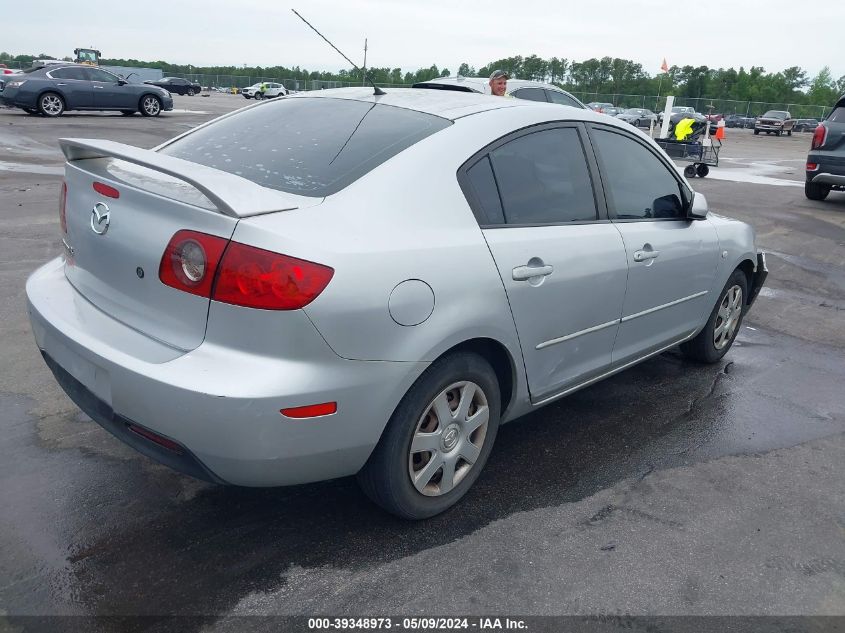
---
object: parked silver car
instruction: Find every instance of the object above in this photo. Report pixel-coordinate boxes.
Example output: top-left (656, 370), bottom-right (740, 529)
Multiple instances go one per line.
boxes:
top-left (414, 76), bottom-right (587, 108)
top-left (27, 89), bottom-right (767, 518)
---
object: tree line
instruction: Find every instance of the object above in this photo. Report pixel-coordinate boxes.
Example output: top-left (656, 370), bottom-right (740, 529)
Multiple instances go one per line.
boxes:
top-left (2, 51), bottom-right (842, 107)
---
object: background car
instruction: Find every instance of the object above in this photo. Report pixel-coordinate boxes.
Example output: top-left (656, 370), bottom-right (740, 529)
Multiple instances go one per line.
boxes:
top-left (600, 106), bottom-right (622, 117)
top-left (616, 107), bottom-right (657, 127)
top-left (0, 63), bottom-right (173, 117)
top-left (724, 114), bottom-right (746, 128)
top-left (754, 110), bottom-right (795, 136)
top-left (805, 95), bottom-right (845, 201)
top-left (414, 76), bottom-right (587, 108)
top-left (242, 82), bottom-right (289, 99)
top-left (658, 106), bottom-right (700, 124)
top-left (144, 77), bottom-right (202, 96)
top-left (587, 101), bottom-right (615, 113)
top-left (794, 118), bottom-right (819, 132)
top-left (26, 89), bottom-right (765, 519)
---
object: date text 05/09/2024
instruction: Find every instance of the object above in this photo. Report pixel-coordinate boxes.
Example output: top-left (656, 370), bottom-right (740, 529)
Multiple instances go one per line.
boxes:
top-left (307, 617), bottom-right (528, 630)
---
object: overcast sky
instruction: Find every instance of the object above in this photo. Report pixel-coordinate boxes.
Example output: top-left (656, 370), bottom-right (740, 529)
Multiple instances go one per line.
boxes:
top-left (7, 0), bottom-right (844, 80)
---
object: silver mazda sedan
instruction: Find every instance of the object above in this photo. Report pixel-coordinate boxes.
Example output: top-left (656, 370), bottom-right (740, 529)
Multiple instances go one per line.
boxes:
top-left (26, 89), bottom-right (767, 518)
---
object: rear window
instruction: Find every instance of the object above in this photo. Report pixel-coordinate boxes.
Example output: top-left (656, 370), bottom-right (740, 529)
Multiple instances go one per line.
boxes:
top-left (828, 107), bottom-right (845, 123)
top-left (161, 98), bottom-right (450, 197)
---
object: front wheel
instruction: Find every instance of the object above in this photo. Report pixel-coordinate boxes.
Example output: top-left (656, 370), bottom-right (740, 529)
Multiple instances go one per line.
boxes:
top-left (754, 129), bottom-right (760, 135)
top-left (139, 94), bottom-right (162, 117)
top-left (358, 352), bottom-right (501, 519)
top-left (681, 269), bottom-right (748, 363)
top-left (805, 182), bottom-right (831, 201)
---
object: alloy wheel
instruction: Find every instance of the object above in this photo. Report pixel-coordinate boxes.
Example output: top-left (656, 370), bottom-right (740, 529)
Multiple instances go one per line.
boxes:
top-left (41, 94), bottom-right (63, 116)
top-left (142, 96), bottom-right (160, 116)
top-left (714, 285), bottom-right (743, 349)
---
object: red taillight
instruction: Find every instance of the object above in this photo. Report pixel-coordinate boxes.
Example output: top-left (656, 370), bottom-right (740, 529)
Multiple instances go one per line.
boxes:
top-left (212, 243), bottom-right (334, 310)
top-left (807, 162), bottom-right (819, 171)
top-left (93, 181), bottom-right (120, 199)
top-left (159, 230), bottom-right (228, 298)
top-left (811, 125), bottom-right (827, 149)
top-left (59, 181), bottom-right (67, 234)
top-left (281, 402), bottom-right (337, 419)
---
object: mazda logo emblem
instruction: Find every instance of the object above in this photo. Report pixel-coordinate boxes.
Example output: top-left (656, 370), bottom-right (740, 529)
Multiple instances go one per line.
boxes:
top-left (91, 202), bottom-right (110, 235)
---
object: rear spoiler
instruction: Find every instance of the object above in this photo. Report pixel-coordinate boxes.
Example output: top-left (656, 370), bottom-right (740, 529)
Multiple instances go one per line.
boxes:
top-left (60, 138), bottom-right (312, 218)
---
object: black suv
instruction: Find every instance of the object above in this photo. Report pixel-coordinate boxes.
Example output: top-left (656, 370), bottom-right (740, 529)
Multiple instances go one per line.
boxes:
top-left (805, 95), bottom-right (845, 201)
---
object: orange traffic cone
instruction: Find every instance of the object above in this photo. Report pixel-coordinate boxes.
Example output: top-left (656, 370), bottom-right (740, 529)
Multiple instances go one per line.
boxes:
top-left (715, 119), bottom-right (725, 140)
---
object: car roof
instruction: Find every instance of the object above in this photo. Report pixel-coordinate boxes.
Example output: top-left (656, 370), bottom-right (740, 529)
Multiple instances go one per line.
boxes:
top-left (285, 87), bottom-right (620, 124)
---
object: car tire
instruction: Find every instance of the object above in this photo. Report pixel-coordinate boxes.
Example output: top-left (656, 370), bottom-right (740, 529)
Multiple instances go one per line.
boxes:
top-left (139, 94), bottom-right (162, 117)
top-left (696, 163), bottom-right (710, 178)
top-left (38, 92), bottom-right (65, 117)
top-left (805, 182), bottom-right (831, 201)
top-left (357, 352), bottom-right (501, 519)
top-left (254, 92), bottom-right (264, 100)
top-left (681, 269), bottom-right (748, 364)
top-left (120, 110), bottom-right (135, 116)
top-left (754, 129), bottom-right (759, 135)
top-left (684, 165), bottom-right (697, 178)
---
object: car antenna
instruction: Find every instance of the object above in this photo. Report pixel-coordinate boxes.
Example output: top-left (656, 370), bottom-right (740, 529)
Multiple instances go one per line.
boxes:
top-left (291, 8), bottom-right (385, 96)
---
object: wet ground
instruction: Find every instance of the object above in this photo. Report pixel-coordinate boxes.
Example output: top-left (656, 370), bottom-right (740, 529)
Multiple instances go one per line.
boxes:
top-left (1, 95), bottom-right (843, 630)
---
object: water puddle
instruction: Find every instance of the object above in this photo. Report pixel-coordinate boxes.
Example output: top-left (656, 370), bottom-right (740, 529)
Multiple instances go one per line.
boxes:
top-left (693, 159), bottom-right (803, 188)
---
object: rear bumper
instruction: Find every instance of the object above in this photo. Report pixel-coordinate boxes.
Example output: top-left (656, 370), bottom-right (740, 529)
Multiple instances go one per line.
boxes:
top-left (27, 258), bottom-right (428, 487)
top-left (806, 155), bottom-right (845, 186)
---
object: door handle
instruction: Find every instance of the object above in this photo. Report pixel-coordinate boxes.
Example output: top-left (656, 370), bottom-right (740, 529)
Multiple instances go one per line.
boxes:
top-left (56, 83), bottom-right (67, 86)
top-left (633, 249), bottom-right (660, 262)
top-left (93, 85), bottom-right (104, 89)
top-left (512, 263), bottom-right (554, 281)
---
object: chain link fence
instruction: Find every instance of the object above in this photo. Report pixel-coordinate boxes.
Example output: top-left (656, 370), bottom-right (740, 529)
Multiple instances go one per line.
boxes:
top-left (568, 91), bottom-right (832, 119)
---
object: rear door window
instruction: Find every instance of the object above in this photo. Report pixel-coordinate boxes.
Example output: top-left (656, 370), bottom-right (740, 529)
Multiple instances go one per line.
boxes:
top-left (511, 88), bottom-right (548, 102)
top-left (464, 156), bottom-right (505, 225)
top-left (488, 127), bottom-right (597, 225)
top-left (161, 97), bottom-right (451, 197)
top-left (546, 90), bottom-right (582, 108)
top-left (86, 68), bottom-right (119, 83)
top-left (50, 67), bottom-right (88, 81)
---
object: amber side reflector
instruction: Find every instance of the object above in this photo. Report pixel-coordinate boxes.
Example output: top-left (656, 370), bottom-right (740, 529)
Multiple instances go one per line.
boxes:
top-left (280, 402), bottom-right (337, 419)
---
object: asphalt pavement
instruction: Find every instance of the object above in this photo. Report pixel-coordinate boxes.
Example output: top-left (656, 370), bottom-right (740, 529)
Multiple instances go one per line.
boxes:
top-left (0, 94), bottom-right (843, 631)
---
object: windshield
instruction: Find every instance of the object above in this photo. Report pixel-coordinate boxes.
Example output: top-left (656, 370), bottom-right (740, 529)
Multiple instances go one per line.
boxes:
top-left (763, 111), bottom-right (788, 119)
top-left (161, 97), bottom-right (451, 197)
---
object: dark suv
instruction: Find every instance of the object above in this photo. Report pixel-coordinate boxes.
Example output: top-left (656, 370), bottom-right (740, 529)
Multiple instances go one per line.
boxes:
top-left (805, 95), bottom-right (845, 201)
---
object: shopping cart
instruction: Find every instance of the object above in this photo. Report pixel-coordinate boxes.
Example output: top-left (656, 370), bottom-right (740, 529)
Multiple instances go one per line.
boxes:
top-left (654, 137), bottom-right (721, 178)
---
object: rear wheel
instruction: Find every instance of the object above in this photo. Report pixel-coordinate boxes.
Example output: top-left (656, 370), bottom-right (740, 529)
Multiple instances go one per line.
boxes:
top-left (38, 92), bottom-right (65, 117)
top-left (139, 94), bottom-right (161, 117)
top-left (681, 269), bottom-right (748, 363)
top-left (358, 352), bottom-right (501, 519)
top-left (805, 182), bottom-right (831, 201)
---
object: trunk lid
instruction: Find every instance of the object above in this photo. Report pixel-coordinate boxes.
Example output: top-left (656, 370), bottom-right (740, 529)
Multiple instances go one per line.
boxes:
top-left (59, 139), bottom-right (318, 351)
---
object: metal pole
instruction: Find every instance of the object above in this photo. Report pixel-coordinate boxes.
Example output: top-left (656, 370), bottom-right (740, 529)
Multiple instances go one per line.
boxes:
top-left (362, 38), bottom-right (367, 87)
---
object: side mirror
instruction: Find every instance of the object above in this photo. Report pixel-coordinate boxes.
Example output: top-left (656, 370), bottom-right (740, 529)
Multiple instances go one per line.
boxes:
top-left (118, 78), bottom-right (127, 86)
top-left (688, 192), bottom-right (708, 219)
